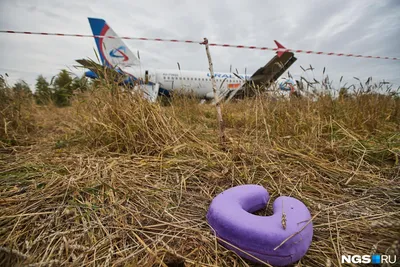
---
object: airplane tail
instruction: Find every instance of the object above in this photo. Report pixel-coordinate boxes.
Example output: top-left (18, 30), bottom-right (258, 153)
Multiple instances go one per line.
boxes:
top-left (88, 17), bottom-right (140, 68)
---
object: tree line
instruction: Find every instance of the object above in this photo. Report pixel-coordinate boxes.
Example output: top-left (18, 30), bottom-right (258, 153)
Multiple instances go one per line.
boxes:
top-left (1, 69), bottom-right (91, 107)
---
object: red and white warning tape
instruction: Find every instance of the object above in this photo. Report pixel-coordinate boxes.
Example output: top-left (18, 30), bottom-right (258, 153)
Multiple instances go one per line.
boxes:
top-left (1, 30), bottom-right (398, 61)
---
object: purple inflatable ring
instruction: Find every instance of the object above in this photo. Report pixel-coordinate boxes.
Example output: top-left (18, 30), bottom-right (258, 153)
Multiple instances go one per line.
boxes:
top-left (206, 184), bottom-right (313, 266)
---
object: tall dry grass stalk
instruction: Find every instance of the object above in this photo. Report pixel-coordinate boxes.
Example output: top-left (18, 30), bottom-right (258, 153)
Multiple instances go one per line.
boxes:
top-left (202, 38), bottom-right (227, 149)
top-left (0, 78), bottom-right (399, 266)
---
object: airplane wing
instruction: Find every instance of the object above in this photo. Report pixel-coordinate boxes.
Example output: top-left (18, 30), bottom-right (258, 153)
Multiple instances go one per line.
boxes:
top-left (222, 41), bottom-right (297, 101)
top-left (248, 51), bottom-right (297, 87)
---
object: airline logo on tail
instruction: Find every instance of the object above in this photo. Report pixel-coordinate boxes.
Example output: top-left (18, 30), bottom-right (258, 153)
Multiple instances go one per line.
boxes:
top-left (88, 17), bottom-right (139, 67)
top-left (109, 46), bottom-right (129, 61)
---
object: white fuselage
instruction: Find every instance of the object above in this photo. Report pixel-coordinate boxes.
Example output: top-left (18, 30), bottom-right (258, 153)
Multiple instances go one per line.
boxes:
top-left (122, 66), bottom-right (251, 99)
top-left (84, 18), bottom-right (295, 101)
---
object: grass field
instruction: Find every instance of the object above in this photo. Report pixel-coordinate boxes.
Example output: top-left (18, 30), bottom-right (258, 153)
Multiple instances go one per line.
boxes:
top-left (1, 79), bottom-right (399, 266)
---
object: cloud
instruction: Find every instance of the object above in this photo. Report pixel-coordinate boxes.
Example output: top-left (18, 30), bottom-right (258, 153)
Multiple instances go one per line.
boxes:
top-left (1, 0), bottom-right (399, 91)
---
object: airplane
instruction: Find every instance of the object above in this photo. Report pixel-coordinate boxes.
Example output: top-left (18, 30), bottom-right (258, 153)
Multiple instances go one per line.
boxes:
top-left (76, 18), bottom-right (298, 103)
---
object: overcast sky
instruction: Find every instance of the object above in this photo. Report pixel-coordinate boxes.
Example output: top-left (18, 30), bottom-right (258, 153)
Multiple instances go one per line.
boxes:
top-left (1, 0), bottom-right (399, 91)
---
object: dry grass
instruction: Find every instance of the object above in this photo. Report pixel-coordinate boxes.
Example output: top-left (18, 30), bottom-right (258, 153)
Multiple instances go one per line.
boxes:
top-left (0, 81), bottom-right (399, 267)
top-left (0, 86), bottom-right (36, 145)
